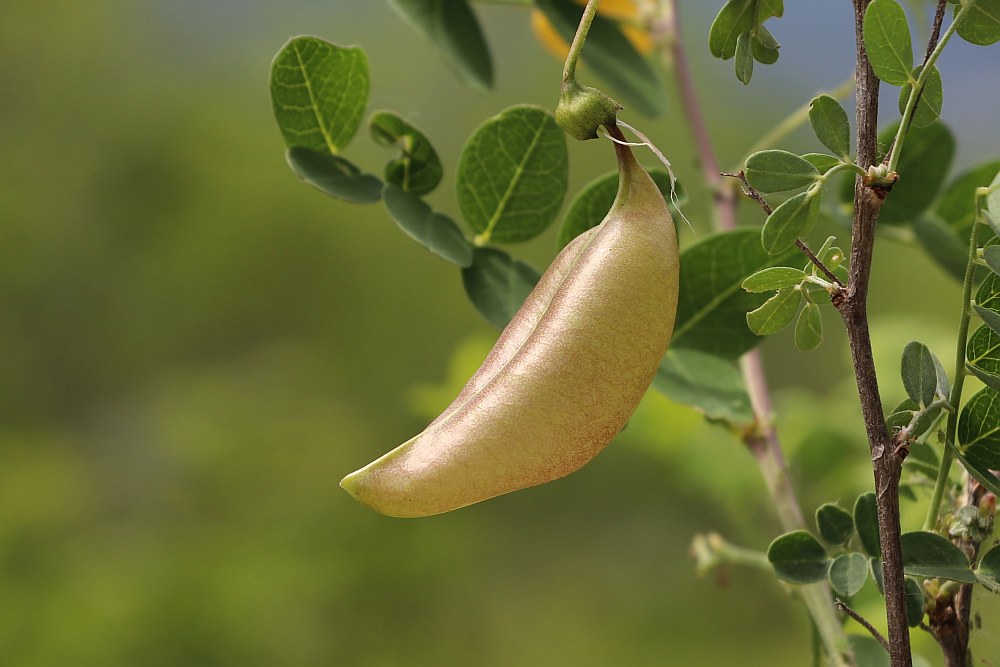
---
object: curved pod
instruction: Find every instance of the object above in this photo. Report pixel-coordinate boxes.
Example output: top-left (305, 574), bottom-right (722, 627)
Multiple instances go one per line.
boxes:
top-left (341, 142), bottom-right (679, 517)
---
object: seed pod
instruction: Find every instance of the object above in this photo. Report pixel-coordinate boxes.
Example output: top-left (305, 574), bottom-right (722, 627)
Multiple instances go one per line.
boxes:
top-left (341, 141), bottom-right (679, 517)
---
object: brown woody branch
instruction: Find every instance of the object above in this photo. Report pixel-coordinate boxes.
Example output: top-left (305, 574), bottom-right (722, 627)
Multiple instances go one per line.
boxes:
top-left (845, 2), bottom-right (912, 666)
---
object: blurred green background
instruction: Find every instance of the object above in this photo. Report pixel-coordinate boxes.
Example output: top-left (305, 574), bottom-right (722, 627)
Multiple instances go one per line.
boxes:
top-left (2, 1), bottom-right (999, 665)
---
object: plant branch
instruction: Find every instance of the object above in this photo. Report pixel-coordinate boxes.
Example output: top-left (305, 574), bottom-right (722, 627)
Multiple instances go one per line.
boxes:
top-left (842, 2), bottom-right (911, 665)
top-left (836, 599), bottom-right (890, 653)
top-left (923, 203), bottom-right (983, 531)
top-left (925, 0), bottom-right (948, 61)
top-left (653, 0), bottom-right (737, 230)
top-left (721, 171), bottom-right (846, 288)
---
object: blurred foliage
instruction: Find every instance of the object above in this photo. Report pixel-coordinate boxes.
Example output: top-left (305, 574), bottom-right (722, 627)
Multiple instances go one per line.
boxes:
top-left (1, 1), bottom-right (999, 666)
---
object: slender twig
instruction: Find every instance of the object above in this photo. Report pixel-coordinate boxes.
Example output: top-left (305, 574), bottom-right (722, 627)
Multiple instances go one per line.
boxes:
top-left (884, 0), bottom-right (948, 158)
top-left (923, 204), bottom-right (982, 531)
top-left (721, 171), bottom-right (845, 288)
top-left (886, 2), bottom-right (969, 173)
top-left (690, 532), bottom-right (771, 574)
top-left (879, 0), bottom-right (949, 167)
top-left (836, 600), bottom-right (890, 653)
top-left (844, 2), bottom-right (912, 666)
top-left (721, 170), bottom-right (774, 214)
top-left (925, 0), bottom-right (949, 62)
top-left (653, 0), bottom-right (737, 230)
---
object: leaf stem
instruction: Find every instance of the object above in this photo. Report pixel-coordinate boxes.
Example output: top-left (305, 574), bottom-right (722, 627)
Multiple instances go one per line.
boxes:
top-left (923, 198), bottom-right (984, 530)
top-left (836, 599), bottom-right (891, 652)
top-left (562, 0), bottom-right (601, 85)
top-left (886, 3), bottom-right (968, 173)
top-left (691, 532), bottom-right (771, 573)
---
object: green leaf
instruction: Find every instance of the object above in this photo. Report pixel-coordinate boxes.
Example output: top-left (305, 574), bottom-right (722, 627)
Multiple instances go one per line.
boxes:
top-left (886, 406), bottom-right (915, 433)
top-left (652, 348), bottom-right (753, 423)
top-left (863, 0), bottom-right (914, 86)
top-left (901, 531), bottom-right (976, 583)
top-left (816, 503), bottom-right (855, 546)
top-left (761, 191), bottom-right (821, 254)
top-left (741, 266), bottom-right (806, 292)
top-left (985, 245), bottom-right (1000, 276)
top-left (974, 304), bottom-right (1000, 336)
top-left (381, 184), bottom-right (473, 267)
top-left (767, 530), bottom-right (830, 585)
top-left (709, 0), bottom-right (755, 60)
top-left (810, 237), bottom-right (850, 283)
top-left (989, 167), bottom-right (1000, 222)
top-left (387, 0), bottom-right (493, 90)
top-left (808, 95), bottom-right (851, 158)
top-left (933, 346), bottom-right (952, 399)
top-left (270, 37), bottom-right (369, 154)
top-left (976, 544), bottom-right (1000, 592)
top-left (977, 270), bottom-right (1000, 312)
top-left (849, 635), bottom-right (889, 667)
top-left (936, 160), bottom-right (1000, 234)
top-left (751, 24), bottom-right (780, 64)
top-left (956, 0), bottom-right (1000, 46)
top-left (886, 398), bottom-right (939, 440)
top-left (801, 153), bottom-right (841, 172)
top-left (369, 111), bottom-right (443, 195)
top-left (746, 287), bottom-right (800, 336)
top-left (879, 121), bottom-right (956, 225)
top-left (906, 577), bottom-right (926, 627)
top-left (967, 322), bottom-right (1000, 376)
top-left (735, 31), bottom-right (754, 84)
top-left (898, 66), bottom-right (943, 129)
top-left (911, 215), bottom-right (969, 281)
top-left (977, 543), bottom-right (1000, 582)
top-left (957, 387), bottom-right (1000, 468)
top-left (745, 150), bottom-right (820, 193)
top-left (456, 105), bottom-right (568, 244)
top-left (950, 440), bottom-right (1000, 497)
top-left (536, 0), bottom-right (665, 117)
top-left (901, 341), bottom-right (939, 406)
top-left (671, 229), bottom-right (798, 359)
top-left (794, 302), bottom-right (823, 351)
top-left (829, 552), bottom-right (869, 597)
top-left (461, 247), bottom-right (540, 330)
top-left (285, 147), bottom-right (383, 205)
top-left (870, 557), bottom-right (885, 595)
top-left (908, 440), bottom-right (941, 471)
top-left (757, 0), bottom-right (784, 20)
top-left (854, 492), bottom-right (881, 558)
top-left (966, 362), bottom-right (1000, 393)
top-left (556, 170), bottom-right (676, 250)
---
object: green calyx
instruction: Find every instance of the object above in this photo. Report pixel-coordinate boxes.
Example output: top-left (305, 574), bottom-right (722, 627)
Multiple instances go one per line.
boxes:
top-left (555, 80), bottom-right (621, 141)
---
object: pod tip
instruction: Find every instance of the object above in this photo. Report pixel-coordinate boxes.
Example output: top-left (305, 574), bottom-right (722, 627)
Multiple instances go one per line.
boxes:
top-left (339, 469), bottom-right (361, 498)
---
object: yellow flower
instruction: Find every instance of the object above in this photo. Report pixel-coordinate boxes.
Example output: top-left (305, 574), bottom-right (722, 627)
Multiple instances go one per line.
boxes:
top-left (531, 0), bottom-right (653, 61)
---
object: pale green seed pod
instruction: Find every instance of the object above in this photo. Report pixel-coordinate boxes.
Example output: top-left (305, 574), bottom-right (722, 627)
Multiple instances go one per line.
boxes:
top-left (341, 141), bottom-right (679, 517)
